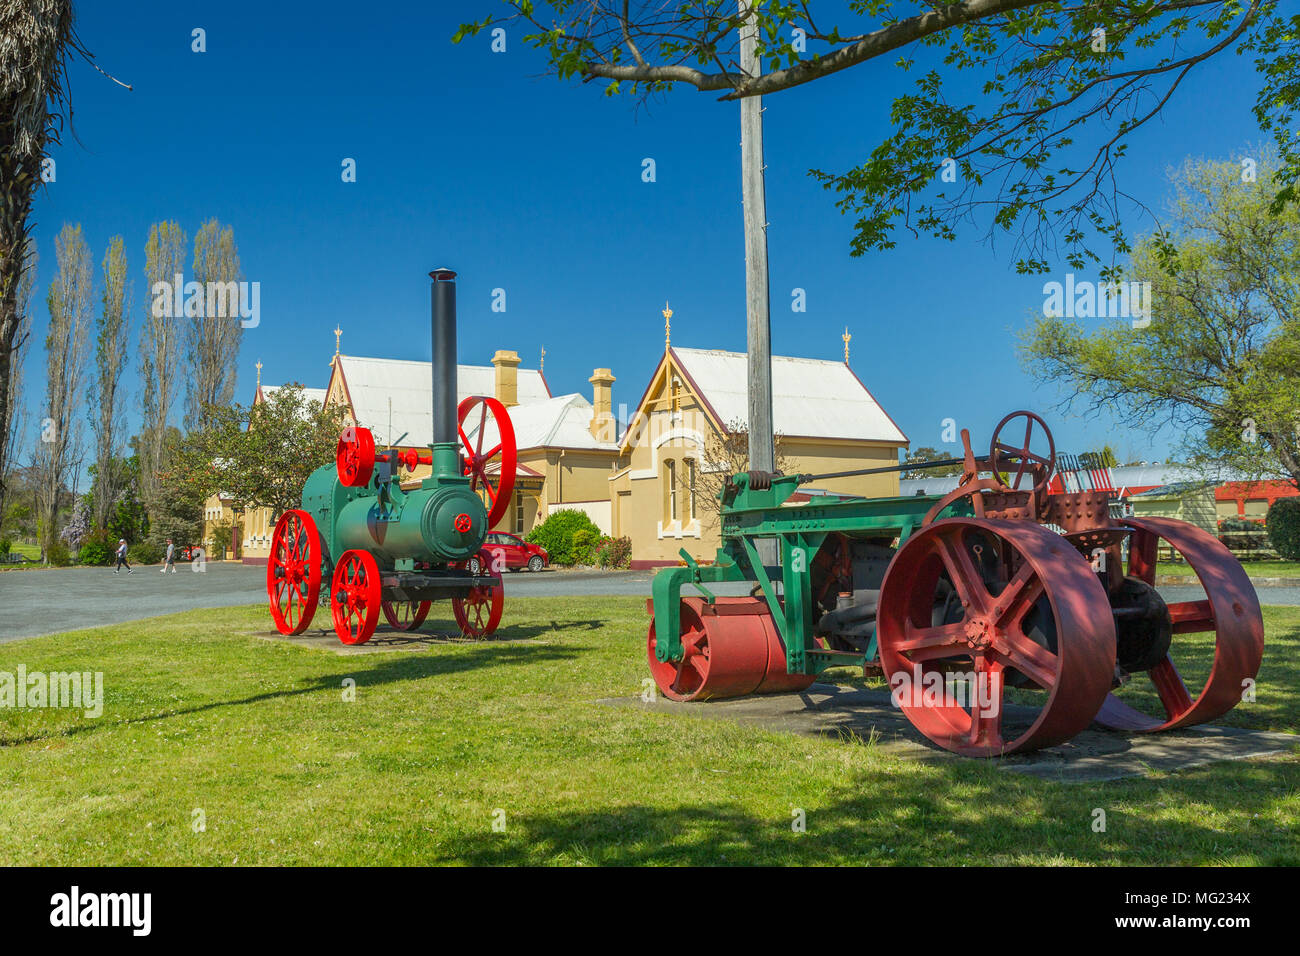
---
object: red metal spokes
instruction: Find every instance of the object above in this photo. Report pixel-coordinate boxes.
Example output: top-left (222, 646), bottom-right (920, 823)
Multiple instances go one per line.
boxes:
top-left (456, 396), bottom-right (517, 529)
top-left (336, 425), bottom-right (376, 488)
top-left (989, 410), bottom-right (1056, 494)
top-left (645, 597), bottom-right (815, 702)
top-left (876, 518), bottom-right (1115, 756)
top-left (452, 551), bottom-right (504, 637)
top-left (1094, 516), bottom-right (1264, 732)
top-left (266, 509), bottom-right (323, 635)
top-left (330, 549), bottom-right (381, 645)
top-left (381, 599), bottom-right (431, 631)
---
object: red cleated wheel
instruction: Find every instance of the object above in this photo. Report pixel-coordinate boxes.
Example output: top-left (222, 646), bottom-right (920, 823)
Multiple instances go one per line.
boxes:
top-left (266, 509), bottom-right (323, 635)
top-left (381, 599), bottom-right (431, 631)
top-left (452, 550), bottom-right (504, 637)
top-left (876, 517), bottom-right (1115, 757)
top-left (456, 396), bottom-right (516, 529)
top-left (1095, 517), bottom-right (1264, 732)
top-left (336, 425), bottom-right (376, 488)
top-left (331, 550), bottom-right (381, 645)
top-left (646, 596), bottom-right (815, 702)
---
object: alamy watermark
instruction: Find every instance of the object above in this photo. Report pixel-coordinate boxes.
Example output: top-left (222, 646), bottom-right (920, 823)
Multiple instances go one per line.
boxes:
top-left (889, 663), bottom-right (1000, 719)
top-left (1, 666), bottom-right (104, 718)
top-left (1043, 274), bottom-right (1152, 328)
top-left (151, 272), bottom-right (260, 328)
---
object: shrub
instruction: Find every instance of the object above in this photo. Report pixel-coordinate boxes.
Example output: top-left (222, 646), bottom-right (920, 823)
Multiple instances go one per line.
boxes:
top-left (1218, 516), bottom-right (1269, 551)
top-left (129, 539), bottom-right (164, 565)
top-left (525, 509), bottom-right (603, 565)
top-left (79, 529), bottom-right (116, 566)
top-left (1267, 498), bottom-right (1300, 560)
top-left (46, 541), bottom-right (72, 567)
top-left (570, 529), bottom-right (599, 565)
top-left (0, 538), bottom-right (10, 557)
top-left (595, 535), bottom-right (632, 569)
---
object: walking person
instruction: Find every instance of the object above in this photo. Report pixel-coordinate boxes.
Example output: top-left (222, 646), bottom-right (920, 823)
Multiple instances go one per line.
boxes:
top-left (114, 539), bottom-right (133, 574)
top-left (162, 538), bottom-right (177, 573)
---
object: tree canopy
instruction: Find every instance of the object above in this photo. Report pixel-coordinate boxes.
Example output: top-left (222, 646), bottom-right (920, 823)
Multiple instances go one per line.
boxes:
top-left (457, 2), bottom-right (1297, 275)
top-left (165, 385), bottom-right (348, 522)
top-left (1021, 154), bottom-right (1300, 488)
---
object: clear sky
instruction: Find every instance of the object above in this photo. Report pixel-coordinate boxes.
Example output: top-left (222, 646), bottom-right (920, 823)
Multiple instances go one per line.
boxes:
top-left (19, 0), bottom-right (1273, 467)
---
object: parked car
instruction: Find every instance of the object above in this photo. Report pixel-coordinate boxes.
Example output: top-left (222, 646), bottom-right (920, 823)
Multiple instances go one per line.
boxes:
top-left (470, 532), bottom-right (549, 573)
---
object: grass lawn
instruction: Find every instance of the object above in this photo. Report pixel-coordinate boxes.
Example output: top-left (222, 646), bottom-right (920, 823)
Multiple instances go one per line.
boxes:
top-left (0, 597), bottom-right (1297, 866)
top-left (1159, 559), bottom-right (1300, 579)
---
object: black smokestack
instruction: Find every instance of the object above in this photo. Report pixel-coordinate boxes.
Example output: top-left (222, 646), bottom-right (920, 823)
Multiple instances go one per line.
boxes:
top-left (430, 268), bottom-right (457, 446)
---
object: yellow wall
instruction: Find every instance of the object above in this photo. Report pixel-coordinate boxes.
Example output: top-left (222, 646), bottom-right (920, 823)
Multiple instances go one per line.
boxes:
top-left (610, 355), bottom-right (906, 565)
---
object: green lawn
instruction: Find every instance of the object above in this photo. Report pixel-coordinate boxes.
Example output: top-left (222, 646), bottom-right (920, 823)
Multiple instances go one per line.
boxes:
top-left (1159, 559), bottom-right (1300, 579)
top-left (0, 598), bottom-right (1296, 865)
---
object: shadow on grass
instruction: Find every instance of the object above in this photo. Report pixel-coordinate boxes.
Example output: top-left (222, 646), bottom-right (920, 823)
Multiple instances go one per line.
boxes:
top-left (0, 640), bottom-right (584, 748)
top-left (437, 760), bottom-right (1300, 866)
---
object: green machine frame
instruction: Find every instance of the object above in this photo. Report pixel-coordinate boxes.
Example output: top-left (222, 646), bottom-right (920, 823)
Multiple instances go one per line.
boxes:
top-left (650, 471), bottom-right (970, 677)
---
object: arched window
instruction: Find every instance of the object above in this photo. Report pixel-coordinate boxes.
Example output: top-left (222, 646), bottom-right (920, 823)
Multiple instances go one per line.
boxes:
top-left (664, 458), bottom-right (677, 523)
top-left (685, 457), bottom-right (697, 522)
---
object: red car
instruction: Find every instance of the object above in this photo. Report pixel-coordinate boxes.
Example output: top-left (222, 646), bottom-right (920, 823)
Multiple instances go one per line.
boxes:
top-left (471, 533), bottom-right (549, 573)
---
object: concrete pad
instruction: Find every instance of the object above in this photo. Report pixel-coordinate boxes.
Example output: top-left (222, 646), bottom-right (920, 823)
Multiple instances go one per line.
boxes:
top-left (601, 683), bottom-right (1299, 783)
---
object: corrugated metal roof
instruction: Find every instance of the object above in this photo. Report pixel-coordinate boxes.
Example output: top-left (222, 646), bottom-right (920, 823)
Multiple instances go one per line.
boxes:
top-left (261, 385), bottom-right (328, 407)
top-left (465, 393), bottom-right (617, 453)
top-left (337, 354), bottom-right (550, 447)
top-left (671, 347), bottom-right (907, 443)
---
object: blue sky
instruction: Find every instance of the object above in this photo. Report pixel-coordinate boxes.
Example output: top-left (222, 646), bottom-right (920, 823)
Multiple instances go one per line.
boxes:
top-left (20, 0), bottom-right (1273, 466)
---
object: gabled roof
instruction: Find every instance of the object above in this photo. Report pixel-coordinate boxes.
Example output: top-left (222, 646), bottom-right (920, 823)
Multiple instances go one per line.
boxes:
top-left (332, 354), bottom-right (551, 447)
top-left (644, 347), bottom-right (908, 444)
top-left (259, 385), bottom-right (328, 408)
top-left (465, 393), bottom-right (618, 453)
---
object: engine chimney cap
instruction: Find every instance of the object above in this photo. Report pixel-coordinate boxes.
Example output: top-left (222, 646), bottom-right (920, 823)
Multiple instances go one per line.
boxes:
top-left (429, 267), bottom-right (457, 281)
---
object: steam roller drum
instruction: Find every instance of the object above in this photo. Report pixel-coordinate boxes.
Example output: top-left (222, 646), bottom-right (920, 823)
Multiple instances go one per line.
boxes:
top-left (647, 596), bottom-right (814, 702)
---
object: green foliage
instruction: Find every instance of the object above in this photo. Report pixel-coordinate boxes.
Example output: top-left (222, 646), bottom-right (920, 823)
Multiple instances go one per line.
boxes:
top-left (129, 539), bottom-right (163, 565)
top-left (0, 538), bottom-right (10, 556)
top-left (901, 446), bottom-right (963, 479)
top-left (78, 528), bottom-right (115, 566)
top-left (526, 509), bottom-right (603, 565)
top-left (166, 384), bottom-right (348, 521)
top-left (45, 540), bottom-right (71, 567)
top-left (1267, 499), bottom-right (1300, 561)
top-left (593, 535), bottom-right (632, 570)
top-left (457, 3), bottom-right (1297, 273)
top-left (1021, 154), bottom-right (1300, 489)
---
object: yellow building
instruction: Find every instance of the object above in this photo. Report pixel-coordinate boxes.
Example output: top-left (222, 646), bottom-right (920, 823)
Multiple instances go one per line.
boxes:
top-left (214, 342), bottom-right (623, 563)
top-left (610, 344), bottom-right (909, 567)
top-left (206, 323), bottom-right (910, 570)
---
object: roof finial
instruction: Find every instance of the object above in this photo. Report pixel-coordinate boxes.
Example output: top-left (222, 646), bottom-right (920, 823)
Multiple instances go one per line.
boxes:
top-left (663, 301), bottom-right (673, 352)
top-left (255, 359), bottom-right (262, 391)
top-left (539, 344), bottom-right (545, 373)
top-left (333, 325), bottom-right (342, 363)
top-left (842, 326), bottom-right (852, 365)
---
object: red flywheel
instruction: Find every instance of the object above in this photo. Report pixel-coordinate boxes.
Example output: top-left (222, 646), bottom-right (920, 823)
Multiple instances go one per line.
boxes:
top-left (457, 396), bottom-right (516, 528)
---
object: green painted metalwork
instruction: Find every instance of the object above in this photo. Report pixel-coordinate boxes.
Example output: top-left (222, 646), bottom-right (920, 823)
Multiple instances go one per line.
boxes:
top-left (650, 470), bottom-right (973, 675)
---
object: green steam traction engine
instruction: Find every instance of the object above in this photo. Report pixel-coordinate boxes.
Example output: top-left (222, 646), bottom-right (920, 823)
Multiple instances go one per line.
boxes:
top-left (264, 269), bottom-right (519, 645)
top-left (646, 412), bottom-right (1264, 756)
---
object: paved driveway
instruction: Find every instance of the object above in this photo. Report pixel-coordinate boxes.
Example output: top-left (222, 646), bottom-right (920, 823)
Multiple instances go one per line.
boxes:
top-left (2, 563), bottom-right (1297, 644)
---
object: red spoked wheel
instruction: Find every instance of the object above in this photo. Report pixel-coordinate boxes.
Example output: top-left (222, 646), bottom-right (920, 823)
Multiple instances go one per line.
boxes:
top-left (989, 410), bottom-right (1056, 494)
top-left (381, 599), bottom-right (431, 631)
top-left (1095, 516), bottom-right (1264, 732)
top-left (457, 396), bottom-right (516, 529)
top-left (266, 509), bottom-right (323, 635)
top-left (647, 596), bottom-right (815, 702)
top-left (452, 550), bottom-right (504, 637)
top-left (876, 517), bottom-right (1115, 756)
top-left (330, 549), bottom-right (382, 645)
top-left (336, 425), bottom-right (376, 488)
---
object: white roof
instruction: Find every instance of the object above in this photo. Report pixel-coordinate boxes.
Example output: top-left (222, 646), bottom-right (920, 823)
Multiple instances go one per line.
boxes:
top-left (672, 347), bottom-right (907, 443)
top-left (464, 393), bottom-right (617, 453)
top-left (261, 385), bottom-right (328, 407)
top-left (337, 354), bottom-right (551, 446)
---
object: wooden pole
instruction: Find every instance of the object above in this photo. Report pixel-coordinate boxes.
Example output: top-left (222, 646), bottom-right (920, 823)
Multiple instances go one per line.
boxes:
top-left (740, 3), bottom-right (776, 567)
top-left (739, 1), bottom-right (773, 479)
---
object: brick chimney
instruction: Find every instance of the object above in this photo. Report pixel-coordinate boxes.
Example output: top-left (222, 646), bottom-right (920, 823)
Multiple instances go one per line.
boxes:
top-left (589, 368), bottom-right (615, 441)
top-left (492, 349), bottom-right (521, 407)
